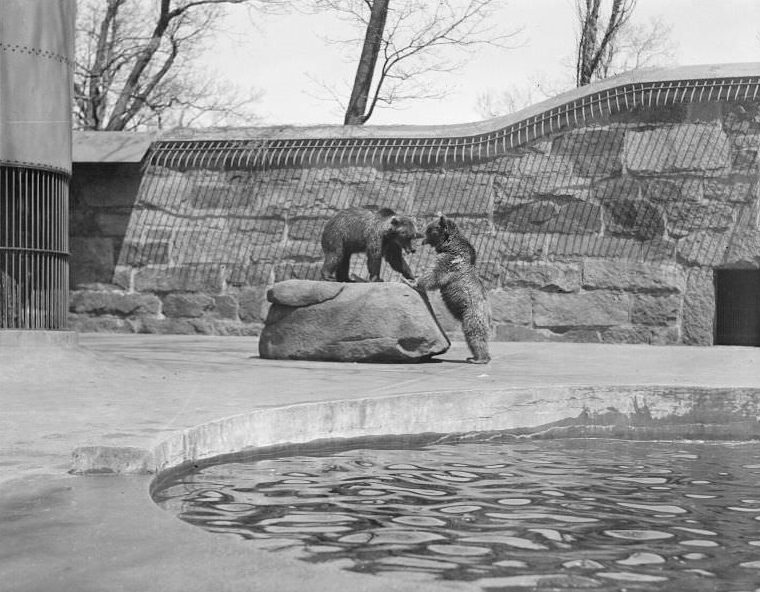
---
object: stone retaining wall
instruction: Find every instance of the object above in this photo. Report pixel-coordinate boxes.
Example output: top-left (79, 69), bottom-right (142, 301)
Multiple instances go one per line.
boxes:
top-left (69, 73), bottom-right (760, 345)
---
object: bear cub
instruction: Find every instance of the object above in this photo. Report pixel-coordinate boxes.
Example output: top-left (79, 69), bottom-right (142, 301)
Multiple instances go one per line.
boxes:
top-left (321, 207), bottom-right (419, 282)
top-left (408, 213), bottom-right (491, 364)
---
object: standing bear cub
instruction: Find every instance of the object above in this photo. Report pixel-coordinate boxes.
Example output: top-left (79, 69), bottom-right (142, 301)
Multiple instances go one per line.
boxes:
top-left (321, 207), bottom-right (419, 282)
top-left (408, 213), bottom-right (491, 364)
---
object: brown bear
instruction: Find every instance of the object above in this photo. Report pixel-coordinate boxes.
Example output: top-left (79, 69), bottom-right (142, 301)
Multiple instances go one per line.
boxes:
top-left (321, 207), bottom-right (419, 282)
top-left (408, 213), bottom-right (491, 364)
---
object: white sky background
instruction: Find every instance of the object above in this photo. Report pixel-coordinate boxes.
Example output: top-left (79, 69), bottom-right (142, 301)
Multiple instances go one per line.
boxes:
top-left (203, 0), bottom-right (760, 127)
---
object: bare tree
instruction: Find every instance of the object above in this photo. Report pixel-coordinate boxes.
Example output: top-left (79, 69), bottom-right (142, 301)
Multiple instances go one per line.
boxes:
top-left (74, 0), bottom-right (280, 131)
top-left (477, 6), bottom-right (675, 119)
top-left (596, 16), bottom-right (677, 79)
top-left (343, 0), bottom-right (389, 125)
top-left (575, 0), bottom-right (637, 86)
top-left (313, 0), bottom-right (519, 125)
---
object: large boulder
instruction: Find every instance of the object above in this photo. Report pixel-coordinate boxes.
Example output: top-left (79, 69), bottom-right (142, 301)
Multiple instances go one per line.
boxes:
top-left (259, 280), bottom-right (450, 362)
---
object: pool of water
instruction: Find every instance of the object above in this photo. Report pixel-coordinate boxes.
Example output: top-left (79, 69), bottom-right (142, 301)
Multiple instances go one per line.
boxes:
top-left (153, 438), bottom-right (760, 590)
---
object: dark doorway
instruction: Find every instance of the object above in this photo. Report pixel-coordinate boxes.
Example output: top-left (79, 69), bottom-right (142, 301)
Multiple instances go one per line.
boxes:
top-left (714, 270), bottom-right (760, 346)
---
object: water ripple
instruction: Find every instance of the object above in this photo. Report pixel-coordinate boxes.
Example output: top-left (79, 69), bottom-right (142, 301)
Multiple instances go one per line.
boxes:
top-left (154, 438), bottom-right (760, 590)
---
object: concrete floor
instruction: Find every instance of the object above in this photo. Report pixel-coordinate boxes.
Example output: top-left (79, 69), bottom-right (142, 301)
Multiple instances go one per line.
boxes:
top-left (1, 333), bottom-right (760, 591)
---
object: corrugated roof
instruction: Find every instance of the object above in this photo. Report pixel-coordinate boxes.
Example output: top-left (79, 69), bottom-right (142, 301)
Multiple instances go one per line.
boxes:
top-left (73, 131), bottom-right (155, 163)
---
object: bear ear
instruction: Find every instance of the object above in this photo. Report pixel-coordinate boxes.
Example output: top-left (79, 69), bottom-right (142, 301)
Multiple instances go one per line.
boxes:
top-left (436, 212), bottom-right (447, 226)
top-left (390, 215), bottom-right (400, 227)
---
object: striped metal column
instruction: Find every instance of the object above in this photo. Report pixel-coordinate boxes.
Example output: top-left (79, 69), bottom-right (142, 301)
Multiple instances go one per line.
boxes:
top-left (0, 0), bottom-right (75, 329)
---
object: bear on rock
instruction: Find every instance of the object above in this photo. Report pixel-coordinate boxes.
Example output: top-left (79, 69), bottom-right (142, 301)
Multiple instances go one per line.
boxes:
top-left (320, 207), bottom-right (419, 283)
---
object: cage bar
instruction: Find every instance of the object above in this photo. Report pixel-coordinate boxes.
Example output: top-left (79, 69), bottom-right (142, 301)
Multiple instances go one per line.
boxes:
top-left (0, 166), bottom-right (69, 329)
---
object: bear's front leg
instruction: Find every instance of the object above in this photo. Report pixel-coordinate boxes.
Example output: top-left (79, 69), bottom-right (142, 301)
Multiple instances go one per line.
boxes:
top-left (366, 248), bottom-right (384, 282)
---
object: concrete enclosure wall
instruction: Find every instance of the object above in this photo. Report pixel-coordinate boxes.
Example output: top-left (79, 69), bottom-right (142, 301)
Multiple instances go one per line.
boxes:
top-left (69, 65), bottom-right (760, 345)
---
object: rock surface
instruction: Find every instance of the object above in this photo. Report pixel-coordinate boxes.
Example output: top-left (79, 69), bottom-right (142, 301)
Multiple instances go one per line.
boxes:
top-left (259, 280), bottom-right (450, 362)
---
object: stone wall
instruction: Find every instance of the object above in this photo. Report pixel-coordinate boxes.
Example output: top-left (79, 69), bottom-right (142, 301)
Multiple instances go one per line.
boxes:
top-left (68, 98), bottom-right (760, 344)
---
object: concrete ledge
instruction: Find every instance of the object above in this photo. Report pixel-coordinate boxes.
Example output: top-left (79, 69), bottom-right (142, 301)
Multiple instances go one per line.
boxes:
top-left (71, 383), bottom-right (760, 476)
top-left (0, 330), bottom-right (78, 348)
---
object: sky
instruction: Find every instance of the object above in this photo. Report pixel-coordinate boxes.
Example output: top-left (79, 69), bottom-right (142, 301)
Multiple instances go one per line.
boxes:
top-left (204, 0), bottom-right (760, 127)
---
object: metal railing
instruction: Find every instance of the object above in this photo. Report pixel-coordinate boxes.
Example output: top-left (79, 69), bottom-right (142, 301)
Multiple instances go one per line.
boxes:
top-left (148, 75), bottom-right (760, 171)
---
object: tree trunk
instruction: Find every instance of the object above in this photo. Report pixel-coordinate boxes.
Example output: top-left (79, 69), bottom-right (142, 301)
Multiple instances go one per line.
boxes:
top-left (343, 0), bottom-right (389, 125)
top-left (577, 0), bottom-right (601, 86)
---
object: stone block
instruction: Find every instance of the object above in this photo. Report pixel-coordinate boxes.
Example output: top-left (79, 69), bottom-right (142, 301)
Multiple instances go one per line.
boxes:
top-left (543, 201), bottom-right (602, 234)
top-left (70, 290), bottom-right (161, 316)
top-left (133, 265), bottom-right (226, 293)
top-left (162, 293), bottom-right (215, 318)
top-left (138, 317), bottom-right (215, 335)
top-left (233, 216), bottom-right (287, 236)
top-left (228, 262), bottom-right (274, 287)
top-left (547, 234), bottom-right (675, 262)
top-left (293, 167), bottom-right (414, 217)
top-left (495, 232), bottom-right (547, 261)
top-left (68, 315), bottom-right (136, 334)
top-left (493, 324), bottom-right (550, 342)
top-left (277, 239), bottom-right (323, 263)
top-left (488, 288), bottom-right (532, 325)
top-left (477, 260), bottom-right (502, 290)
top-left (732, 148), bottom-right (759, 171)
top-left (138, 174), bottom-right (192, 213)
top-left (214, 294), bottom-right (239, 319)
top-left (722, 102), bottom-right (760, 134)
top-left (624, 123), bottom-right (730, 174)
top-left (259, 280), bottom-right (450, 362)
top-left (600, 325), bottom-right (652, 344)
top-left (288, 217), bottom-right (330, 241)
top-left (502, 262), bottom-right (581, 293)
top-left (274, 261), bottom-right (323, 282)
top-left (493, 174), bottom-right (590, 207)
top-left (493, 324), bottom-right (600, 343)
top-left (94, 211), bottom-right (131, 237)
top-left (208, 319), bottom-right (262, 337)
top-left (514, 153), bottom-right (575, 177)
top-left (494, 201), bottom-right (558, 231)
top-left (722, 207), bottom-right (760, 267)
top-left (630, 294), bottom-right (682, 326)
top-left (702, 179), bottom-right (755, 203)
top-left (681, 268), bottom-right (715, 346)
top-left (592, 177), bottom-right (641, 202)
top-left (608, 103), bottom-right (687, 125)
top-left (533, 291), bottom-right (629, 328)
top-left (413, 171), bottom-right (493, 216)
top-left (122, 240), bottom-right (170, 266)
top-left (69, 237), bottom-right (116, 287)
top-left (551, 128), bottom-right (624, 177)
top-left (582, 260), bottom-right (686, 293)
top-left (643, 178), bottom-right (702, 203)
top-left (686, 102), bottom-right (722, 123)
top-left (112, 265), bottom-right (133, 290)
top-left (600, 325), bottom-right (680, 345)
top-left (665, 201), bottom-right (734, 236)
top-left (677, 231), bottom-right (730, 267)
top-left (232, 174), bottom-right (292, 219)
top-left (604, 198), bottom-right (666, 240)
top-left (238, 287), bottom-right (267, 323)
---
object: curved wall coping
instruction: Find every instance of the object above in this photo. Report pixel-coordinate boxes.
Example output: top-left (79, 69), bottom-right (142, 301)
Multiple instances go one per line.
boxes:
top-left (145, 62), bottom-right (760, 169)
top-left (160, 62), bottom-right (760, 142)
top-left (70, 382), bottom-right (760, 477)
